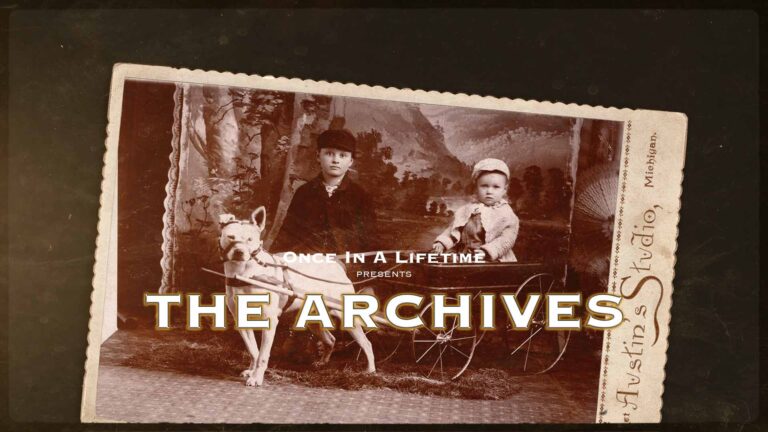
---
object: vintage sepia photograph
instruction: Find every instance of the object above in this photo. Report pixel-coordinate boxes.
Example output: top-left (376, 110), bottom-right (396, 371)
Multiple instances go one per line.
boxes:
top-left (82, 65), bottom-right (685, 424)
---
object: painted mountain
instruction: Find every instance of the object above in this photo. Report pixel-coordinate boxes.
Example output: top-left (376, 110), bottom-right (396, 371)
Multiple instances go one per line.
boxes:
top-left (420, 104), bottom-right (576, 180)
top-left (341, 97), bottom-right (576, 182)
top-left (340, 97), bottom-right (469, 180)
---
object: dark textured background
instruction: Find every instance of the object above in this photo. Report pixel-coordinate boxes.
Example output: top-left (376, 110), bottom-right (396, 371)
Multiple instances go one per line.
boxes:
top-left (3, 8), bottom-right (760, 429)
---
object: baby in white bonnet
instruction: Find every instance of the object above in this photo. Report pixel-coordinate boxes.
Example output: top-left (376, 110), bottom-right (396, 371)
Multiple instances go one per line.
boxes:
top-left (432, 158), bottom-right (519, 262)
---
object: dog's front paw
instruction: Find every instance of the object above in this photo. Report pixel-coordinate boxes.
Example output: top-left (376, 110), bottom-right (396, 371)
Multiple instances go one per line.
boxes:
top-left (245, 375), bottom-right (264, 387)
top-left (240, 369), bottom-right (253, 378)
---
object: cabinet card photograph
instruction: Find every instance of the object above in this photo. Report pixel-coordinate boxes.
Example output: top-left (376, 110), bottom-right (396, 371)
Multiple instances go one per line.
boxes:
top-left (82, 64), bottom-right (686, 424)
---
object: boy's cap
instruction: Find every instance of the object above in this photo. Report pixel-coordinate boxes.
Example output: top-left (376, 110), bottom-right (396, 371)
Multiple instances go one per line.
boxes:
top-left (472, 158), bottom-right (510, 182)
top-left (317, 129), bottom-right (356, 153)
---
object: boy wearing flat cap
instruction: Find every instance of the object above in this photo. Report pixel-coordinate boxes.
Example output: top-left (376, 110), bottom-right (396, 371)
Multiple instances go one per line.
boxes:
top-left (271, 128), bottom-right (378, 255)
top-left (432, 158), bottom-right (519, 262)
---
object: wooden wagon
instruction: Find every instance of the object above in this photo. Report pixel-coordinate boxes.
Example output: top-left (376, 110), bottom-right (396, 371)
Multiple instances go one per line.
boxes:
top-left (343, 255), bottom-right (571, 382)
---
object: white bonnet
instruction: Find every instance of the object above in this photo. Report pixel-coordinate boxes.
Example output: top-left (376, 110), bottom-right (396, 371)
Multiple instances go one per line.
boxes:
top-left (471, 158), bottom-right (510, 182)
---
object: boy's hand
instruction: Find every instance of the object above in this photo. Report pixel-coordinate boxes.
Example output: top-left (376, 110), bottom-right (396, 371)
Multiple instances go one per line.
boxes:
top-left (432, 242), bottom-right (445, 254)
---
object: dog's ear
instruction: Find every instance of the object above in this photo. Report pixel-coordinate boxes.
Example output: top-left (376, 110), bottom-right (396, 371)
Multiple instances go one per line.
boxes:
top-left (218, 213), bottom-right (237, 226)
top-left (251, 206), bottom-right (266, 232)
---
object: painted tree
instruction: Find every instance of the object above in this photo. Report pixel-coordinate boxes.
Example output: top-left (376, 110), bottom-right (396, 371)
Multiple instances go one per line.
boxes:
top-left (185, 85), bottom-right (294, 218)
top-left (228, 88), bottom-right (294, 216)
top-left (540, 167), bottom-right (571, 219)
top-left (519, 165), bottom-right (544, 217)
top-left (400, 176), bottom-right (431, 215)
top-left (401, 170), bottom-right (412, 186)
top-left (442, 177), bottom-right (452, 192)
top-left (201, 86), bottom-right (240, 178)
top-left (428, 172), bottom-right (443, 194)
top-left (354, 129), bottom-right (400, 207)
top-left (186, 86), bottom-right (237, 179)
top-left (507, 176), bottom-right (524, 210)
top-left (428, 200), bottom-right (438, 215)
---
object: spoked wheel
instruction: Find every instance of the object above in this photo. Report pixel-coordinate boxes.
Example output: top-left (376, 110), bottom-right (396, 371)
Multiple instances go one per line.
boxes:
top-left (341, 327), bottom-right (403, 365)
top-left (338, 286), bottom-right (404, 365)
top-left (411, 298), bottom-right (477, 381)
top-left (362, 328), bottom-right (404, 365)
top-left (504, 272), bottom-right (570, 374)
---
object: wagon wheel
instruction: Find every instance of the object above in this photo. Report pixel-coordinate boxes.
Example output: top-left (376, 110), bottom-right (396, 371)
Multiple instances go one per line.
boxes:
top-left (411, 297), bottom-right (477, 381)
top-left (342, 327), bottom-right (404, 365)
top-left (503, 272), bottom-right (570, 374)
top-left (337, 286), bottom-right (403, 365)
top-left (336, 327), bottom-right (403, 365)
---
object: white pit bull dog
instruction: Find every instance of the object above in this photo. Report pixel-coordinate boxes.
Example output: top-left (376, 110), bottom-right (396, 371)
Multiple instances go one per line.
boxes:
top-left (219, 207), bottom-right (375, 386)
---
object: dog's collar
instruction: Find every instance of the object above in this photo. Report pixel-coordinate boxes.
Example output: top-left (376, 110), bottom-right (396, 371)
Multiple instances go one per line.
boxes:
top-left (222, 247), bottom-right (269, 288)
top-left (219, 243), bottom-right (265, 265)
top-left (250, 248), bottom-right (267, 266)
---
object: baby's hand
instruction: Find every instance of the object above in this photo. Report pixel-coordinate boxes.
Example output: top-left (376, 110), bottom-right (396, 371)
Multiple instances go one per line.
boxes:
top-left (432, 242), bottom-right (445, 254)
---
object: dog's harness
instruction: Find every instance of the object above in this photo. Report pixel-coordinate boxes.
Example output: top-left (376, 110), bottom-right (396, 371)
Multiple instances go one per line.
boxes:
top-left (226, 252), bottom-right (301, 312)
top-left (222, 247), bottom-right (268, 287)
top-left (220, 220), bottom-right (413, 299)
top-left (220, 219), bottom-right (299, 311)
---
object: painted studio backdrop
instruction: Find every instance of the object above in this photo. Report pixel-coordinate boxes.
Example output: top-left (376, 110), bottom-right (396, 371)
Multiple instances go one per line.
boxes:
top-left (154, 83), bottom-right (616, 297)
top-left (96, 72), bottom-right (635, 423)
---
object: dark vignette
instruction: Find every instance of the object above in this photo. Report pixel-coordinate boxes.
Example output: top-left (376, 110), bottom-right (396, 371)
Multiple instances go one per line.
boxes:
top-left (2, 4), bottom-right (761, 431)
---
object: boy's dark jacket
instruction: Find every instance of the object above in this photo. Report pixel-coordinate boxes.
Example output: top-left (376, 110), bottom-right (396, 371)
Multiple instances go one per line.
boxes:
top-left (270, 174), bottom-right (377, 254)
